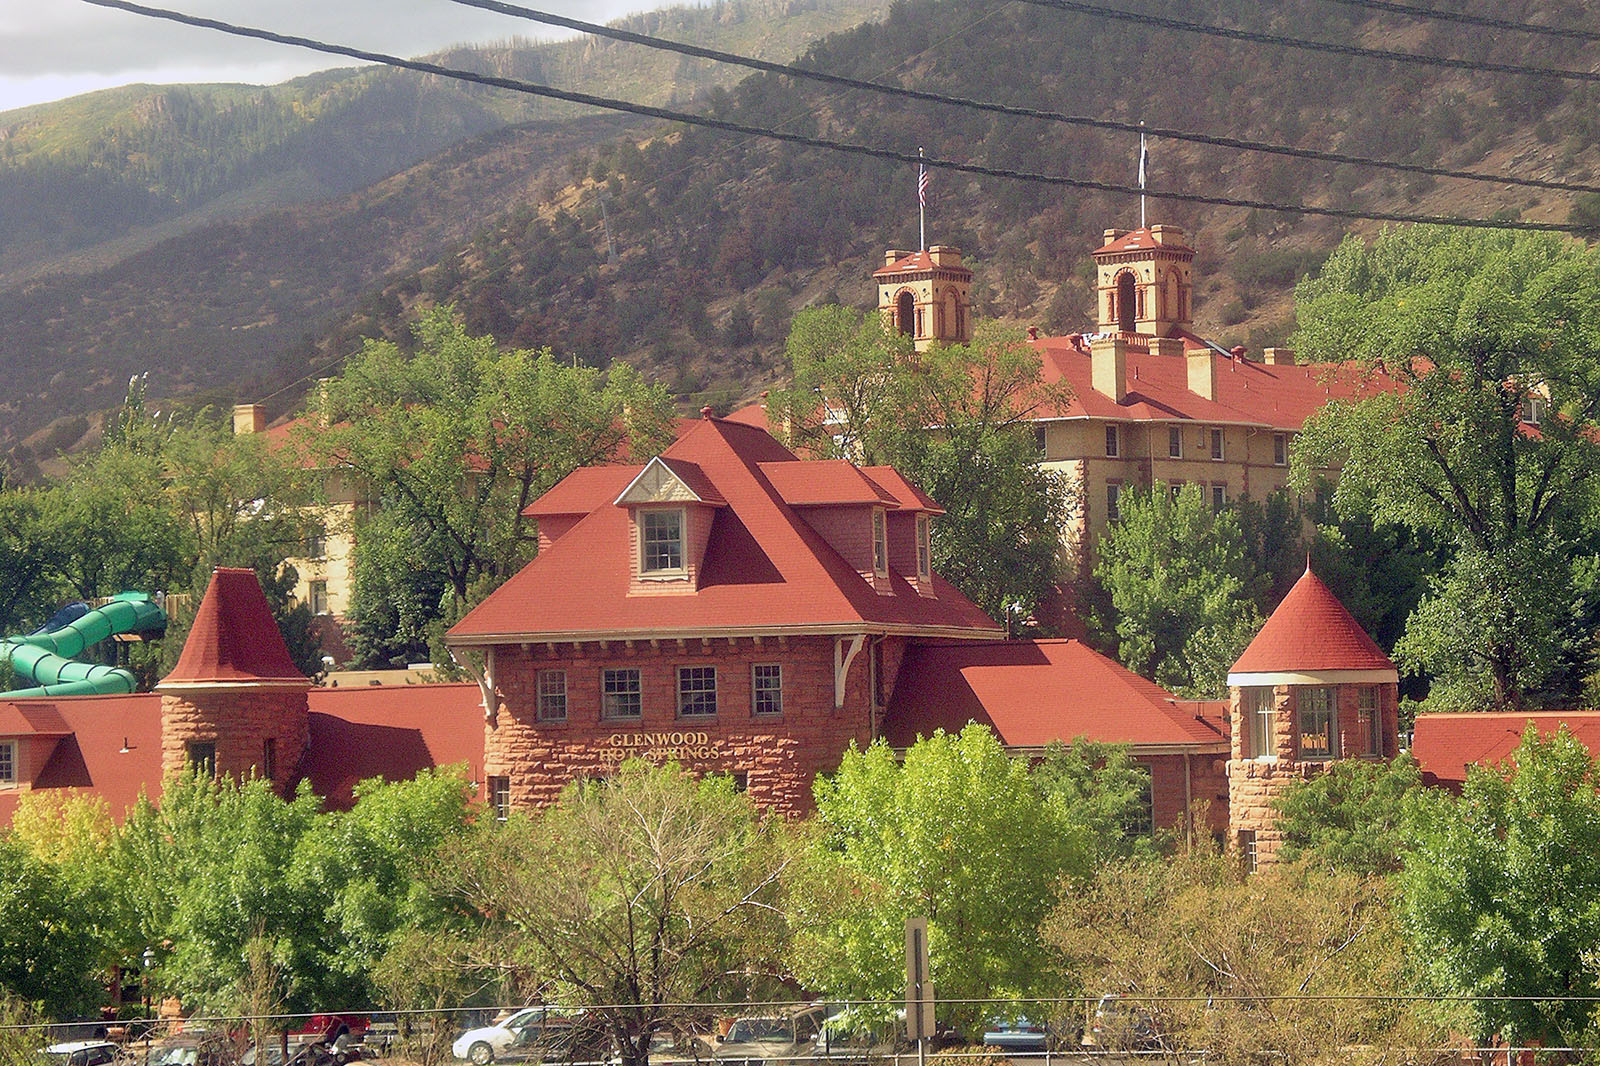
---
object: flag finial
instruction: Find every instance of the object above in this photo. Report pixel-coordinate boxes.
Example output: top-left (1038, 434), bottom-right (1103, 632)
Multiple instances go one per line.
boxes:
top-left (918, 147), bottom-right (929, 251)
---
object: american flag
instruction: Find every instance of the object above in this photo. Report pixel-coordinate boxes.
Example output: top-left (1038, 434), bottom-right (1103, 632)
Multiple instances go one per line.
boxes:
top-left (918, 167), bottom-right (930, 206)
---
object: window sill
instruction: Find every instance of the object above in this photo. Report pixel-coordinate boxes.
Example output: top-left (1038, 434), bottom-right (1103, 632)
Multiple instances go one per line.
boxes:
top-left (639, 571), bottom-right (689, 582)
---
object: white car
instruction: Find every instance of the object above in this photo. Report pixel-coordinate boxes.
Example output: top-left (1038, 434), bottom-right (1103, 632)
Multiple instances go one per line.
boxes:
top-left (454, 1008), bottom-right (591, 1065)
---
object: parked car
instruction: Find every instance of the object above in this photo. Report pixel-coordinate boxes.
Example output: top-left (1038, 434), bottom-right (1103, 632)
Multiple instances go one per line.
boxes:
top-left (713, 1006), bottom-right (824, 1066)
top-left (452, 1008), bottom-right (610, 1066)
top-left (980, 1016), bottom-right (1049, 1053)
top-left (42, 1041), bottom-right (127, 1066)
top-left (1080, 995), bottom-right (1160, 1051)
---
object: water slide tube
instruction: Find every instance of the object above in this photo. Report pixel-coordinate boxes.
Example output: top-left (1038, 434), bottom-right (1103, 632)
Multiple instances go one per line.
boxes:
top-left (1, 592), bottom-right (167, 698)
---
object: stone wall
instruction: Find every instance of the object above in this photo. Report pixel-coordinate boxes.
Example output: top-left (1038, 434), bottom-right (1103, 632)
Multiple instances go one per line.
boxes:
top-left (159, 687), bottom-right (310, 795)
top-left (486, 634), bottom-right (891, 815)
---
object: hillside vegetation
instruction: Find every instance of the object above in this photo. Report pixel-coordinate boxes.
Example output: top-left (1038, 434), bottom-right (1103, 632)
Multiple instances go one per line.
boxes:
top-left (4, 0), bottom-right (1600, 465)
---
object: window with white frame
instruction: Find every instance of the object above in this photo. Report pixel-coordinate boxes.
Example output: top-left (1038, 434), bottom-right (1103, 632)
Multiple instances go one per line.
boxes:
top-left (1211, 483), bottom-right (1227, 511)
top-left (872, 508), bottom-right (888, 575)
top-left (1107, 482), bottom-right (1123, 522)
top-left (1298, 686), bottom-right (1338, 760)
top-left (678, 666), bottom-right (718, 717)
top-left (602, 668), bottom-right (642, 719)
top-left (752, 663), bottom-right (783, 716)
top-left (1273, 433), bottom-right (1289, 466)
top-left (1168, 425), bottom-right (1183, 458)
top-left (1242, 686), bottom-right (1276, 759)
top-left (308, 580), bottom-right (329, 616)
top-left (1210, 427), bottom-right (1225, 460)
top-left (488, 775), bottom-right (511, 821)
top-left (1123, 764), bottom-right (1153, 837)
top-left (1240, 829), bottom-right (1259, 873)
top-left (1169, 482), bottom-right (1183, 503)
top-left (0, 740), bottom-right (14, 784)
top-left (915, 514), bottom-right (931, 580)
top-left (640, 509), bottom-right (685, 574)
top-left (537, 670), bottom-right (567, 722)
top-left (1033, 424), bottom-right (1048, 458)
top-left (1105, 423), bottom-right (1121, 458)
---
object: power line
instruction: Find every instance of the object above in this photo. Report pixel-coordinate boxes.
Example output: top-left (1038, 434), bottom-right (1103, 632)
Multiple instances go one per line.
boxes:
top-left (442, 0), bottom-right (1600, 197)
top-left (1014, 0), bottom-right (1600, 84)
top-left (77, 0), bottom-right (1595, 233)
top-left (1317, 0), bottom-right (1600, 44)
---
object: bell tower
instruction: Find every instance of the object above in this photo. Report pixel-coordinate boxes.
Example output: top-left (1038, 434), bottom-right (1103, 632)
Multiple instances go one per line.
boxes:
top-left (1091, 225), bottom-right (1195, 337)
top-left (874, 246), bottom-right (974, 352)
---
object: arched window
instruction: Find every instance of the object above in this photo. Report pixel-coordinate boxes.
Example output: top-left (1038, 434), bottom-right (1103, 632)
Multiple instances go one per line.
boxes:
top-left (1116, 272), bottom-right (1136, 332)
top-left (896, 290), bottom-right (916, 336)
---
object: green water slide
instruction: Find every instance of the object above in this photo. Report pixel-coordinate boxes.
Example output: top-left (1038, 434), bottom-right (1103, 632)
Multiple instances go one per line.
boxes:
top-left (1, 592), bottom-right (167, 698)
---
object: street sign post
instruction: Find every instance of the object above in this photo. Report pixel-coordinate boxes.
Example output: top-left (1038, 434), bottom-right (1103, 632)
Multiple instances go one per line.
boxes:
top-left (905, 915), bottom-right (935, 1066)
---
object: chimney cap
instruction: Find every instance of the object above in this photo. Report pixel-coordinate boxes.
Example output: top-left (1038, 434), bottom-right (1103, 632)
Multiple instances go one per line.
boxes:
top-left (700, 406), bottom-right (714, 419)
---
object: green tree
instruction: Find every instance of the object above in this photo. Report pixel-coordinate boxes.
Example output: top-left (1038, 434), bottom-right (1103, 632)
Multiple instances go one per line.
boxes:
top-left (789, 724), bottom-right (1088, 1034)
top-left (1399, 726), bottom-right (1600, 1049)
top-left (1091, 484), bottom-right (1263, 698)
top-left (316, 308), bottom-right (676, 657)
top-left (1292, 226), bottom-right (1600, 709)
top-left (1032, 738), bottom-right (1162, 863)
top-left (1273, 754), bottom-right (1422, 876)
top-left (1046, 845), bottom-right (1412, 1064)
top-left (446, 762), bottom-right (788, 1066)
top-left (770, 309), bottom-right (1073, 622)
top-left (0, 838), bottom-right (100, 1016)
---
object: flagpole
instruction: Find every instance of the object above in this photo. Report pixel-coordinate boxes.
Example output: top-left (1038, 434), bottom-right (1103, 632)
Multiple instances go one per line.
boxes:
top-left (916, 151), bottom-right (932, 248)
top-left (1138, 122), bottom-right (1147, 229)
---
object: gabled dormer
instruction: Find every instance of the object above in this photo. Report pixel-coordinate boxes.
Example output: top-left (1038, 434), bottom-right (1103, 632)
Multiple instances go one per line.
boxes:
top-left (615, 457), bottom-right (726, 594)
top-left (760, 459), bottom-right (902, 594)
top-left (861, 465), bottom-right (942, 598)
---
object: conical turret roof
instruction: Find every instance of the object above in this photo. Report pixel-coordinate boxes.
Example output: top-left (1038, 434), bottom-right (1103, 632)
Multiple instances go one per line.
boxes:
top-left (158, 568), bottom-right (310, 688)
top-left (1229, 565), bottom-right (1396, 681)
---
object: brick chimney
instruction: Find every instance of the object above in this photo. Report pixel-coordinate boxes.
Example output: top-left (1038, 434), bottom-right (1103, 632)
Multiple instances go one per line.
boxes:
top-left (1264, 347), bottom-right (1297, 365)
top-left (928, 245), bottom-right (962, 268)
top-left (1187, 350), bottom-right (1217, 401)
top-left (1091, 335), bottom-right (1128, 403)
top-left (884, 249), bottom-right (912, 266)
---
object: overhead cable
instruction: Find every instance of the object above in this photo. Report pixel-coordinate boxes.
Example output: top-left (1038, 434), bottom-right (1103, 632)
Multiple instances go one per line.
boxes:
top-left (441, 0), bottom-right (1600, 196)
top-left (1316, 0), bottom-right (1600, 44)
top-left (77, 0), bottom-right (1594, 233)
top-left (1013, 0), bottom-right (1600, 84)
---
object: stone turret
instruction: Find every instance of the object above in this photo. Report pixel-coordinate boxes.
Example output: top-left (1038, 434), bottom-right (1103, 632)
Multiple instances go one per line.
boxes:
top-left (156, 567), bottom-right (310, 795)
top-left (1225, 564), bottom-right (1399, 869)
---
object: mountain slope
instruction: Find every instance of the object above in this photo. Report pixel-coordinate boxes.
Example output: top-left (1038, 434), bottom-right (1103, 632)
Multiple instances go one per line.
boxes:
top-left (5, 0), bottom-right (1599, 464)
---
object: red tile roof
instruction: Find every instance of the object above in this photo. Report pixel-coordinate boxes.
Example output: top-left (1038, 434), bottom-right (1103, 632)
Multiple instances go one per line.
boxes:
top-left (523, 465), bottom-right (640, 518)
top-left (1030, 337), bottom-right (1401, 429)
top-left (759, 459), bottom-right (898, 507)
top-left (1230, 566), bottom-right (1395, 676)
top-left (859, 466), bottom-right (945, 515)
top-left (883, 639), bottom-right (1228, 749)
top-left (1093, 227), bottom-right (1195, 255)
top-left (299, 684), bottom-right (484, 809)
top-left (0, 694), bottom-right (164, 825)
top-left (873, 251), bottom-right (935, 275)
top-left (1410, 711), bottom-right (1600, 789)
top-left (449, 419), bottom-right (1002, 642)
top-left (159, 568), bottom-right (310, 688)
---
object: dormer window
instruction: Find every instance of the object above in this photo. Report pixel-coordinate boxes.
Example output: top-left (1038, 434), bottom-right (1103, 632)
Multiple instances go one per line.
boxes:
top-left (916, 514), bottom-right (931, 580)
top-left (872, 508), bottom-right (889, 575)
top-left (641, 509), bottom-right (685, 574)
top-left (0, 740), bottom-right (14, 785)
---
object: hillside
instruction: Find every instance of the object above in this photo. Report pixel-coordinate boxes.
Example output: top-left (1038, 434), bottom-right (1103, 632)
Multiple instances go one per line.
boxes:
top-left (0, 0), bottom-right (891, 284)
top-left (5, 0), bottom-right (1600, 466)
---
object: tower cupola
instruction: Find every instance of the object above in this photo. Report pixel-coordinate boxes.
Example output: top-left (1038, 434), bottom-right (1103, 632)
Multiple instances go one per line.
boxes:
top-left (875, 245), bottom-right (973, 351)
top-left (1091, 225), bottom-right (1195, 337)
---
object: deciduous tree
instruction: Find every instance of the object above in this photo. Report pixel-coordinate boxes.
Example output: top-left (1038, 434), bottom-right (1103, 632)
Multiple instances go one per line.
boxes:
top-left (1292, 226), bottom-right (1600, 709)
top-left (789, 724), bottom-right (1088, 1034)
top-left (1399, 726), bottom-right (1600, 1049)
top-left (447, 762), bottom-right (788, 1066)
top-left (1091, 484), bottom-right (1263, 698)
top-left (1273, 754), bottom-right (1422, 876)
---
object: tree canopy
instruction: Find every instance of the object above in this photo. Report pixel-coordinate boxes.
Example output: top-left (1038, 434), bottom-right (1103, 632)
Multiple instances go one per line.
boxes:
top-left (1292, 226), bottom-right (1600, 709)
top-left (770, 308), bottom-right (1073, 623)
top-left (788, 724), bottom-right (1089, 1033)
top-left (1091, 483), bottom-right (1264, 698)
top-left (1400, 726), bottom-right (1600, 1048)
top-left (445, 761), bottom-right (788, 1066)
top-left (315, 308), bottom-right (677, 665)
